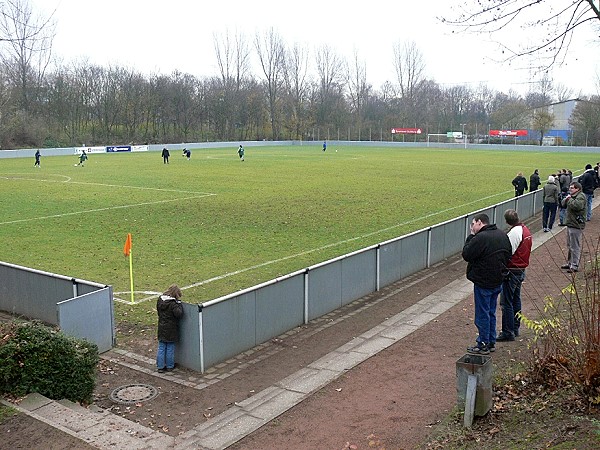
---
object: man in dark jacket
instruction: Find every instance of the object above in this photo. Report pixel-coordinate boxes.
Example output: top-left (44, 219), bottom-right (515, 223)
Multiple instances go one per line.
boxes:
top-left (156, 284), bottom-right (184, 372)
top-left (462, 213), bottom-right (512, 354)
top-left (578, 164), bottom-right (596, 221)
top-left (529, 169), bottom-right (541, 191)
top-left (561, 182), bottom-right (587, 273)
top-left (512, 172), bottom-right (528, 197)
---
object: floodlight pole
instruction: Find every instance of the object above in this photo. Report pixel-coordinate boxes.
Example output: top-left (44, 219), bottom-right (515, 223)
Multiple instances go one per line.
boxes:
top-left (460, 123), bottom-right (466, 149)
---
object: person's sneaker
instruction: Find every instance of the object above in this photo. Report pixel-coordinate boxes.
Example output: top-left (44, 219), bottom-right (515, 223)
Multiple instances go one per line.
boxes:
top-left (496, 332), bottom-right (515, 342)
top-left (467, 343), bottom-right (490, 355)
top-left (567, 268), bottom-right (579, 273)
top-left (561, 264), bottom-right (570, 269)
top-left (488, 343), bottom-right (496, 352)
top-left (157, 368), bottom-right (166, 373)
top-left (166, 364), bottom-right (177, 372)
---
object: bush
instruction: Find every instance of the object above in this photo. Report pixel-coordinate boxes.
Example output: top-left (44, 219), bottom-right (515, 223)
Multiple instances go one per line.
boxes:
top-left (520, 236), bottom-right (600, 406)
top-left (0, 320), bottom-right (99, 404)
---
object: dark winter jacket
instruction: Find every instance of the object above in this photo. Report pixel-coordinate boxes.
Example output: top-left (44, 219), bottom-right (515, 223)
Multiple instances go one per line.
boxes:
top-left (157, 295), bottom-right (184, 342)
top-left (579, 169), bottom-right (597, 195)
top-left (462, 224), bottom-right (512, 289)
top-left (529, 172), bottom-right (541, 191)
top-left (512, 176), bottom-right (528, 195)
top-left (564, 190), bottom-right (587, 230)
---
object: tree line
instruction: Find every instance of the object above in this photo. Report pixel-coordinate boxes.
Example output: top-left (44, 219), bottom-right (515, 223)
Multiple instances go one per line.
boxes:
top-left (1, 0), bottom-right (599, 150)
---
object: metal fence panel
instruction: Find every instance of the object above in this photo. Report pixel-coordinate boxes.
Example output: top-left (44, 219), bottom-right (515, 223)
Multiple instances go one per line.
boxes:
top-left (378, 239), bottom-right (403, 288)
top-left (255, 274), bottom-right (305, 344)
top-left (0, 264), bottom-right (73, 324)
top-left (399, 231), bottom-right (429, 277)
top-left (57, 287), bottom-right (114, 353)
top-left (201, 291), bottom-right (257, 369)
top-left (341, 249), bottom-right (377, 306)
top-left (430, 217), bottom-right (468, 265)
top-left (516, 193), bottom-right (535, 219)
top-left (307, 261), bottom-right (342, 321)
top-left (176, 302), bottom-right (202, 372)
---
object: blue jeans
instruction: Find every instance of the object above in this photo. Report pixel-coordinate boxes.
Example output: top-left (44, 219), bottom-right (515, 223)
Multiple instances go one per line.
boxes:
top-left (542, 202), bottom-right (557, 229)
top-left (157, 341), bottom-right (176, 369)
top-left (559, 207), bottom-right (567, 225)
top-left (473, 284), bottom-right (501, 345)
top-left (500, 270), bottom-right (525, 336)
top-left (585, 193), bottom-right (593, 220)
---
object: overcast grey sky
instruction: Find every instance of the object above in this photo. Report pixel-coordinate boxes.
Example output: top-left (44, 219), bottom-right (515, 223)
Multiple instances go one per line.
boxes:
top-left (33, 0), bottom-right (600, 96)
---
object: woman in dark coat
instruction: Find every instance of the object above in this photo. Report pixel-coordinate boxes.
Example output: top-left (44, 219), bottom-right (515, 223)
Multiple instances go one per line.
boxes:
top-left (156, 284), bottom-right (184, 372)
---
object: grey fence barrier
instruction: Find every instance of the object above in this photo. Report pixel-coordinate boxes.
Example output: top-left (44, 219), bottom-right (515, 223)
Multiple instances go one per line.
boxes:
top-left (0, 261), bottom-right (115, 353)
top-left (172, 188), bottom-right (544, 372)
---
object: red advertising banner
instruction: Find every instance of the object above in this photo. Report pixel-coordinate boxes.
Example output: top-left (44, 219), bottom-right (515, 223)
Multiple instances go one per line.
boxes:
top-left (489, 129), bottom-right (528, 137)
top-left (391, 127), bottom-right (422, 134)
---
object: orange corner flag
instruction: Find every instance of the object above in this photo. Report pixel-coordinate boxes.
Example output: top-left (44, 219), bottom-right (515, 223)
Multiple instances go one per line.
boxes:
top-left (123, 233), bottom-right (132, 256)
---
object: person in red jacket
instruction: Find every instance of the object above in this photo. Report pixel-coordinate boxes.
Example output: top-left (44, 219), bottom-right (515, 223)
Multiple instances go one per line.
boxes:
top-left (497, 209), bottom-right (532, 341)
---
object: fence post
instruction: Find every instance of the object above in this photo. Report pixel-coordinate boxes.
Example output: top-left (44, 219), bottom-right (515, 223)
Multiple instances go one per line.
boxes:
top-left (304, 269), bottom-right (310, 324)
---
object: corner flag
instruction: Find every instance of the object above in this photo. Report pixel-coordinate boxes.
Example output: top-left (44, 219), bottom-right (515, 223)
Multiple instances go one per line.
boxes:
top-left (123, 233), bottom-right (132, 256)
top-left (123, 233), bottom-right (134, 303)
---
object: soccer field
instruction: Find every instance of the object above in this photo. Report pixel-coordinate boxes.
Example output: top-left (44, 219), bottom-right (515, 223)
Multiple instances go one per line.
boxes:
top-left (0, 145), bottom-right (595, 305)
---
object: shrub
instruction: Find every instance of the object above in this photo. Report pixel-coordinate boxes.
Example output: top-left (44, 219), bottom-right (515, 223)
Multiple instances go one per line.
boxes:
top-left (0, 320), bottom-right (99, 404)
top-left (520, 236), bottom-right (600, 406)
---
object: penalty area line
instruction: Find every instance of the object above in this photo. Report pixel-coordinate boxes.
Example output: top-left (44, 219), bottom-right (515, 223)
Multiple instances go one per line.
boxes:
top-left (0, 194), bottom-right (215, 226)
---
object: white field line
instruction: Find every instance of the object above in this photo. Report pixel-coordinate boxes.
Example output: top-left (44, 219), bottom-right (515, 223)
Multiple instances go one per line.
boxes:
top-left (0, 195), bottom-right (215, 226)
top-left (119, 188), bottom-right (515, 304)
top-left (0, 174), bottom-right (216, 225)
top-left (0, 173), bottom-right (211, 195)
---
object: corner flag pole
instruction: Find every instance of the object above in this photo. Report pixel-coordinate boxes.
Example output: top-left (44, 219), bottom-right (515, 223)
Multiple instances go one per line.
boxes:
top-left (123, 233), bottom-right (134, 304)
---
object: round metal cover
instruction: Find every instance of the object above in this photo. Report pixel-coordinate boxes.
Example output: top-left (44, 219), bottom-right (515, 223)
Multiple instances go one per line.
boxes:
top-left (110, 384), bottom-right (158, 404)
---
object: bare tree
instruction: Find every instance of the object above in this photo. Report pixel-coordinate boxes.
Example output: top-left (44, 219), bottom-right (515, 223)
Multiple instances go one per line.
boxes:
top-left (213, 29), bottom-right (252, 139)
top-left (255, 28), bottom-right (286, 139)
top-left (0, 0), bottom-right (55, 112)
top-left (282, 42), bottom-right (310, 139)
top-left (346, 49), bottom-right (370, 140)
top-left (443, 1), bottom-right (600, 70)
top-left (392, 40), bottom-right (426, 101)
top-left (314, 44), bottom-right (347, 132)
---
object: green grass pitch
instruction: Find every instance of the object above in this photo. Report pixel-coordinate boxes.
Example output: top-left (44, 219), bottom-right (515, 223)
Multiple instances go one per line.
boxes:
top-left (0, 145), bottom-right (594, 309)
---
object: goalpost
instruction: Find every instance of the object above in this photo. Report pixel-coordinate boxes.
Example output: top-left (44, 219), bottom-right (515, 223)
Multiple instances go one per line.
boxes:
top-left (426, 133), bottom-right (448, 147)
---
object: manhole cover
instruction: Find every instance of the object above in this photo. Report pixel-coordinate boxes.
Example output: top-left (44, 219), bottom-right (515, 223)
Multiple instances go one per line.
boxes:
top-left (110, 384), bottom-right (158, 404)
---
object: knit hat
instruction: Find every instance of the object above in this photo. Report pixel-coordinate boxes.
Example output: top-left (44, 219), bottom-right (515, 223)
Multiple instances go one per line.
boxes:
top-left (548, 175), bottom-right (555, 183)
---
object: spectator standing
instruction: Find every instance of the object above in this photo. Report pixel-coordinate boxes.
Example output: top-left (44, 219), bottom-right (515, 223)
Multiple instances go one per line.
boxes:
top-left (162, 147), bottom-right (170, 164)
top-left (578, 163), bottom-right (596, 221)
top-left (462, 213), bottom-right (512, 354)
top-left (561, 182), bottom-right (587, 273)
top-left (512, 172), bottom-right (528, 197)
top-left (542, 175), bottom-right (559, 232)
top-left (529, 169), bottom-right (541, 191)
top-left (558, 185), bottom-right (569, 226)
top-left (559, 169), bottom-right (570, 192)
top-left (156, 285), bottom-right (184, 373)
top-left (497, 209), bottom-right (532, 342)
